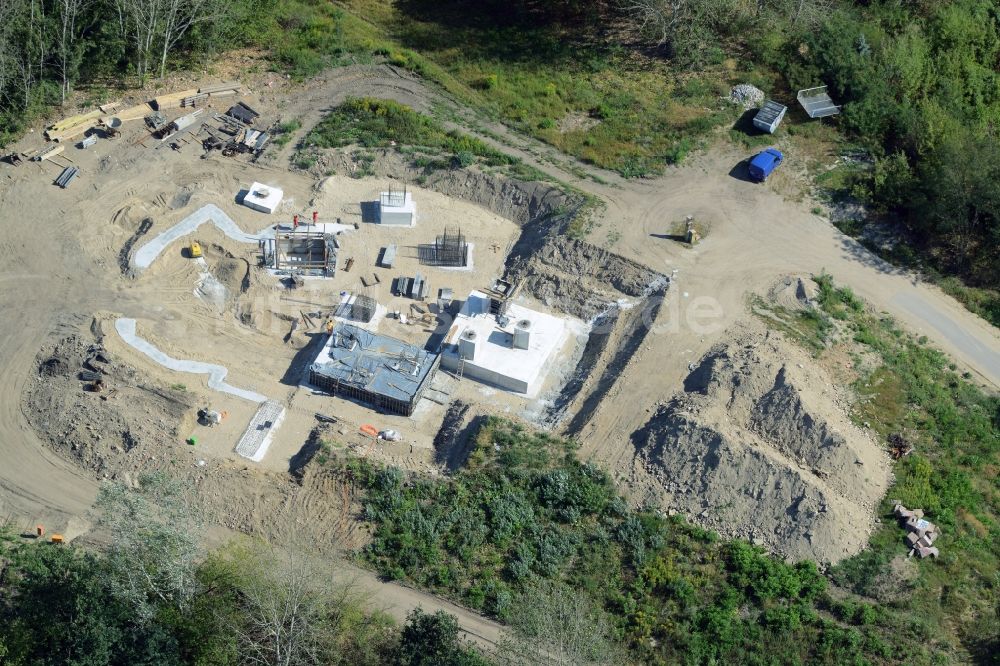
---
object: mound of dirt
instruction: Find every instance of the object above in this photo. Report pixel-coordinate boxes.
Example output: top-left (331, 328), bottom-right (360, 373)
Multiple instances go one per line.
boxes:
top-left (212, 257), bottom-right (251, 296)
top-left (630, 328), bottom-right (891, 563)
top-left (515, 236), bottom-right (668, 320)
top-left (24, 334), bottom-right (197, 475)
top-left (768, 274), bottom-right (818, 312)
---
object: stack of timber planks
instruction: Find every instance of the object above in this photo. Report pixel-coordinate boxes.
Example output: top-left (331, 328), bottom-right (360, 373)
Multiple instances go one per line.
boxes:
top-left (41, 81), bottom-right (242, 142)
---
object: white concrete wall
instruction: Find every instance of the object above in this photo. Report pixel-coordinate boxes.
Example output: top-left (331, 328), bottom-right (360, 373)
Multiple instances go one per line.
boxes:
top-left (379, 210), bottom-right (415, 226)
top-left (441, 353), bottom-right (529, 393)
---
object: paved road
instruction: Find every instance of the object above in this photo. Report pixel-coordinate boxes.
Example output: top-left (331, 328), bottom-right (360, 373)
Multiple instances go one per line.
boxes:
top-left (892, 291), bottom-right (1000, 385)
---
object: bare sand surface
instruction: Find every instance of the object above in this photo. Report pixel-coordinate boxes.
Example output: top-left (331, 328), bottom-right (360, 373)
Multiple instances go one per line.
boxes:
top-left (0, 62), bottom-right (997, 638)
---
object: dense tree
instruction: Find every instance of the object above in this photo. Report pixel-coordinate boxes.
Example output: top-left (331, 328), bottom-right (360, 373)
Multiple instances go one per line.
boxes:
top-left (95, 473), bottom-right (204, 623)
top-left (0, 531), bottom-right (182, 665)
top-left (0, 529), bottom-right (458, 666)
top-left (396, 609), bottom-right (489, 666)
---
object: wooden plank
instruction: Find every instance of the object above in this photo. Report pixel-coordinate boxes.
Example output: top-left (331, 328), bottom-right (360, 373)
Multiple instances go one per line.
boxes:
top-left (35, 144), bottom-right (65, 162)
top-left (153, 88), bottom-right (199, 110)
top-left (198, 81), bottom-right (242, 94)
top-left (46, 119), bottom-right (99, 142)
top-left (46, 126), bottom-right (91, 143)
top-left (48, 109), bottom-right (103, 133)
top-left (117, 102), bottom-right (155, 122)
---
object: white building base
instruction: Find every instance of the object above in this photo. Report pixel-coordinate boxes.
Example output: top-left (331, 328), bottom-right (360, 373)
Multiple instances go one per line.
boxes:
top-left (441, 291), bottom-right (573, 397)
top-left (377, 191), bottom-right (416, 226)
top-left (243, 182), bottom-right (283, 214)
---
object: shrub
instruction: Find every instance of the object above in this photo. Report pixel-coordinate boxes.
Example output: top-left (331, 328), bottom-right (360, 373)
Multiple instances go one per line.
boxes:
top-left (451, 150), bottom-right (475, 168)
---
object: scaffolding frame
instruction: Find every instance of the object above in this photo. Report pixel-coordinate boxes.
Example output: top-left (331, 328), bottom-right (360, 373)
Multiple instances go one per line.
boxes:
top-left (271, 230), bottom-right (337, 275)
top-left (380, 183), bottom-right (408, 208)
top-left (351, 294), bottom-right (377, 323)
top-left (436, 226), bottom-right (468, 267)
top-left (417, 226), bottom-right (468, 267)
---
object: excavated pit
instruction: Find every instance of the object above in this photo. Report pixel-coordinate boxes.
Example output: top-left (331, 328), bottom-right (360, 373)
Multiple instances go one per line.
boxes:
top-left (340, 149), bottom-right (672, 432)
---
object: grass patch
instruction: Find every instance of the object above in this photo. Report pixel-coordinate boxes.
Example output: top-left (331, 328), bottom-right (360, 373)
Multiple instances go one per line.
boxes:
top-left (727, 109), bottom-right (776, 150)
top-left (750, 296), bottom-right (832, 353)
top-left (338, 0), bottom-right (737, 176)
top-left (563, 194), bottom-right (603, 240)
top-left (270, 118), bottom-right (302, 148)
top-left (934, 276), bottom-right (1000, 328)
top-left (301, 97), bottom-right (540, 179)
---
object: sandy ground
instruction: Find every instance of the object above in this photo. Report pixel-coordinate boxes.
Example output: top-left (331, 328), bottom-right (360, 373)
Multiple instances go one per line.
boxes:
top-left (562, 145), bottom-right (1000, 484)
top-left (0, 62), bottom-right (998, 638)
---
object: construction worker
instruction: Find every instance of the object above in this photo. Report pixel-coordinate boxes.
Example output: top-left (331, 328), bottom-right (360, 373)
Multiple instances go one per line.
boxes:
top-left (325, 319), bottom-right (334, 336)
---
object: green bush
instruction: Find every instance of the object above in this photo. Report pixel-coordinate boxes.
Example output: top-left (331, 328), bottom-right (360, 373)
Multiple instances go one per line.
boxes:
top-left (342, 416), bottom-right (942, 664)
top-left (303, 97), bottom-right (521, 174)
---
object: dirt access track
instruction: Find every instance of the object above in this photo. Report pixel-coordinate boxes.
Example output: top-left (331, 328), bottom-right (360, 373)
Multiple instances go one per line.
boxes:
top-left (0, 63), bottom-right (997, 639)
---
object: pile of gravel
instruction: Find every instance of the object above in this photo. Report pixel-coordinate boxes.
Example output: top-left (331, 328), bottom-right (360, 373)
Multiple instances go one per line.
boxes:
top-left (729, 84), bottom-right (764, 109)
top-left (629, 329), bottom-right (892, 564)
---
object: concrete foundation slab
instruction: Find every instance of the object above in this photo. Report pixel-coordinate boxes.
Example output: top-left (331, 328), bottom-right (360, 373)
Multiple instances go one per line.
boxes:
top-left (114, 317), bottom-right (266, 403)
top-left (440, 291), bottom-right (576, 397)
top-left (133, 204), bottom-right (273, 270)
top-left (243, 182), bottom-right (283, 214)
top-left (377, 191), bottom-right (416, 226)
top-left (235, 400), bottom-right (286, 462)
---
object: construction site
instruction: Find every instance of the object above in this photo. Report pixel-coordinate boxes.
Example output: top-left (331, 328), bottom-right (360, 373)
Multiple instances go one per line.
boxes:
top-left (0, 63), bottom-right (996, 595)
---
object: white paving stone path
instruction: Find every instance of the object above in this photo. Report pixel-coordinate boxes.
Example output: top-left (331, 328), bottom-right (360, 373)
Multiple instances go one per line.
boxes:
top-left (132, 204), bottom-right (273, 270)
top-left (114, 318), bottom-right (267, 403)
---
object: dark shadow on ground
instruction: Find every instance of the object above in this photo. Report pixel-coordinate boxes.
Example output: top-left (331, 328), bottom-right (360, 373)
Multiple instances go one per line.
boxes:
top-left (235, 189), bottom-right (249, 205)
top-left (280, 331), bottom-right (326, 386)
top-left (838, 235), bottom-right (913, 278)
top-left (649, 233), bottom-right (688, 242)
top-left (360, 201), bottom-right (379, 223)
top-left (288, 436), bottom-right (321, 476)
top-left (424, 300), bottom-right (462, 351)
top-left (728, 161), bottom-right (757, 183)
top-left (731, 109), bottom-right (769, 139)
top-left (390, 0), bottom-right (607, 65)
top-left (432, 401), bottom-right (488, 471)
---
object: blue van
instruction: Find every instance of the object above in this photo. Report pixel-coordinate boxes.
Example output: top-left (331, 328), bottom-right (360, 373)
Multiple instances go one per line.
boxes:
top-left (748, 148), bottom-right (783, 181)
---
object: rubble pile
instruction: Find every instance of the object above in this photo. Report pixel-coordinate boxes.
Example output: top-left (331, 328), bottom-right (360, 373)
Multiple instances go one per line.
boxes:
top-left (729, 84), bottom-right (765, 109)
top-left (893, 502), bottom-right (940, 559)
top-left (630, 329), bottom-right (892, 563)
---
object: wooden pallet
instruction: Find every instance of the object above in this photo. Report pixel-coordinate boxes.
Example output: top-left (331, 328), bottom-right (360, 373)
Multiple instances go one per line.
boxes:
top-left (181, 93), bottom-right (209, 107)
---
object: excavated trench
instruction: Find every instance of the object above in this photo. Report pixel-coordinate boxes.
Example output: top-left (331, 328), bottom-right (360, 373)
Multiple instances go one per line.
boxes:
top-left (376, 156), bottom-right (672, 437)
